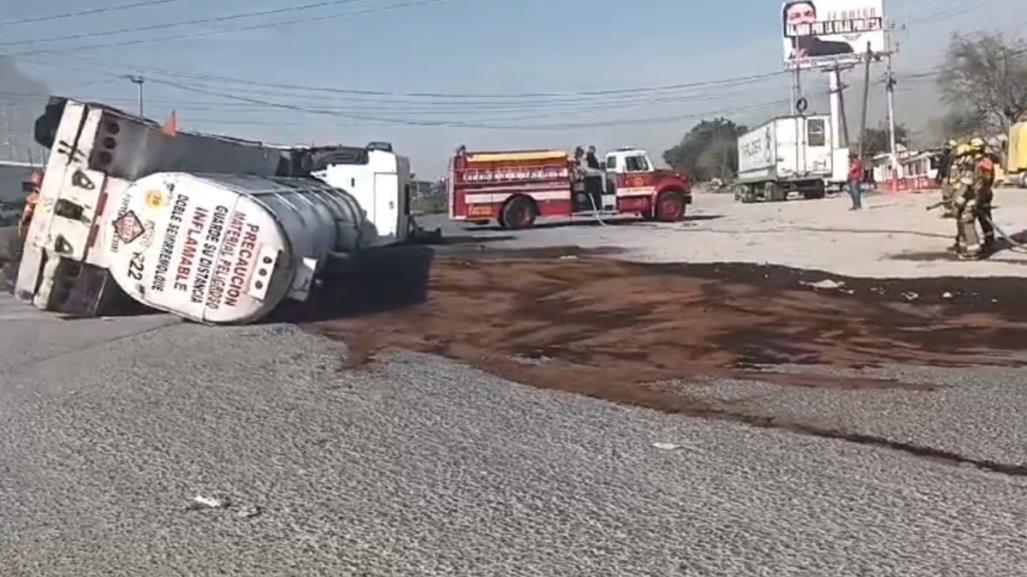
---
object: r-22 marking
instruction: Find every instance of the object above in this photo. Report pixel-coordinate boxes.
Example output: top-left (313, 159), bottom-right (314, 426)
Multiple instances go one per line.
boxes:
top-left (128, 253), bottom-right (145, 281)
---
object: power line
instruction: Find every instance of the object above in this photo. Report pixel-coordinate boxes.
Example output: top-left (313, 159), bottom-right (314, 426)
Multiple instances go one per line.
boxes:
top-left (27, 51), bottom-right (789, 102)
top-left (16, 54), bottom-right (790, 122)
top-left (0, 0), bottom-right (369, 48)
top-left (0, 80), bottom-right (783, 121)
top-left (145, 76), bottom-right (787, 130)
top-left (5, 0), bottom-right (455, 57)
top-left (0, 0), bottom-right (186, 28)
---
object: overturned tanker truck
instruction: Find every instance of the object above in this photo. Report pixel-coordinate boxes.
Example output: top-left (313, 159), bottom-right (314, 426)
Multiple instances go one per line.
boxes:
top-left (13, 98), bottom-right (436, 324)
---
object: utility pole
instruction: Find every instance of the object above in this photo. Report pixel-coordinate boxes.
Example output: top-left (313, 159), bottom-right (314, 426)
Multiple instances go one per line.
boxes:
top-left (128, 75), bottom-right (145, 116)
top-left (886, 56), bottom-right (897, 165)
top-left (859, 42), bottom-right (873, 158)
top-left (883, 11), bottom-right (905, 189)
top-left (829, 67), bottom-right (851, 148)
top-left (0, 104), bottom-right (12, 161)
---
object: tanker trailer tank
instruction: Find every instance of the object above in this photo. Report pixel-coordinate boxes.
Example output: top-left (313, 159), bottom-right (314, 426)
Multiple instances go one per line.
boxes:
top-left (104, 172), bottom-right (378, 324)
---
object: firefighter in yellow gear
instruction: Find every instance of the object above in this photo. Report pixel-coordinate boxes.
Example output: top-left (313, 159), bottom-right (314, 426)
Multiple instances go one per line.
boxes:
top-left (953, 138), bottom-right (996, 260)
top-left (939, 139), bottom-right (964, 218)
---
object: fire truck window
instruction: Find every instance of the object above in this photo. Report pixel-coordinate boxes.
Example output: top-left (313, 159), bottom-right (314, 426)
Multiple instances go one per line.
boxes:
top-left (625, 155), bottom-right (650, 172)
top-left (807, 119), bottom-right (826, 147)
top-left (606, 156), bottom-right (617, 170)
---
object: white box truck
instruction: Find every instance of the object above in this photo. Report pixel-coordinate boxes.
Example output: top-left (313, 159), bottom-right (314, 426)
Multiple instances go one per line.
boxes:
top-left (735, 114), bottom-right (850, 203)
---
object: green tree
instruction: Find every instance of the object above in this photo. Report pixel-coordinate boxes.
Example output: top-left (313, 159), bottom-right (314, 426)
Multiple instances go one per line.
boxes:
top-left (861, 123), bottom-right (909, 157)
top-left (937, 32), bottom-right (1027, 135)
top-left (663, 118), bottom-right (747, 181)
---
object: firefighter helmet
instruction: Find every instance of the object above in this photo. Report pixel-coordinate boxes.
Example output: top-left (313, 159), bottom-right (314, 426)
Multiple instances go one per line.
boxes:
top-left (969, 137), bottom-right (986, 152)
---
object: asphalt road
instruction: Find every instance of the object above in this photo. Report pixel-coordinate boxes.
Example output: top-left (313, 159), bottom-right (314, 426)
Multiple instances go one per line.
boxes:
top-left (2, 292), bottom-right (1026, 576)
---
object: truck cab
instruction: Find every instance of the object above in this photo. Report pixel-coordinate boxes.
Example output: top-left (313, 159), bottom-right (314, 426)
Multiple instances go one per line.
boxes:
top-left (604, 148), bottom-right (655, 175)
top-left (604, 147), bottom-right (693, 220)
top-left (297, 143), bottom-right (412, 245)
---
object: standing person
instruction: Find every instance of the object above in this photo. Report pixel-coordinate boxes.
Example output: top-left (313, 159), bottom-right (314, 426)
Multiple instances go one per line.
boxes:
top-left (938, 140), bottom-right (961, 218)
top-left (847, 153), bottom-right (864, 210)
top-left (954, 138), bottom-right (996, 260)
top-left (3, 171), bottom-right (42, 294)
top-left (585, 146), bottom-right (600, 170)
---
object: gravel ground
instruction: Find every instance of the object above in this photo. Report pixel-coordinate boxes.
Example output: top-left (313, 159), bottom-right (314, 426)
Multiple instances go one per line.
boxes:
top-left (423, 189), bottom-right (1027, 278)
top-left (1, 317), bottom-right (1026, 577)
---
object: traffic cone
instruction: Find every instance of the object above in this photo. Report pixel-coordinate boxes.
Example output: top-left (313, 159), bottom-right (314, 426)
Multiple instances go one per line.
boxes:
top-left (161, 110), bottom-right (179, 138)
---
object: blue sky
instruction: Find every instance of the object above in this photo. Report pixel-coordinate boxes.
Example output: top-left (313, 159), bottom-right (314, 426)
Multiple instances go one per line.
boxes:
top-left (5, 0), bottom-right (1027, 177)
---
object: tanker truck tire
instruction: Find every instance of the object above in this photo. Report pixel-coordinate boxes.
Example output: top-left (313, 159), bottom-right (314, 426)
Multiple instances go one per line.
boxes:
top-left (655, 190), bottom-right (686, 222)
top-left (500, 196), bottom-right (537, 230)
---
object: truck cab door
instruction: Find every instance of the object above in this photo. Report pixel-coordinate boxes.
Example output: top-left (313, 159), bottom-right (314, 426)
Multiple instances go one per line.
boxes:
top-left (605, 154), bottom-right (618, 194)
top-left (804, 117), bottom-right (830, 175)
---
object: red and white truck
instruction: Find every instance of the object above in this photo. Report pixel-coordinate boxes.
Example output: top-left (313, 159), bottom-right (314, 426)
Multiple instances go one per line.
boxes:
top-left (448, 147), bottom-right (692, 229)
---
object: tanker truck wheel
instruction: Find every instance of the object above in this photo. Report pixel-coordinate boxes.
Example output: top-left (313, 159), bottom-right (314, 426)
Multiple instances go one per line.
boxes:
top-left (655, 190), bottom-right (686, 222)
top-left (500, 196), bottom-right (537, 230)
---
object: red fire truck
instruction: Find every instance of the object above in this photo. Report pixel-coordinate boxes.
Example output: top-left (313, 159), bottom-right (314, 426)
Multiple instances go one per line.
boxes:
top-left (447, 147), bottom-right (691, 229)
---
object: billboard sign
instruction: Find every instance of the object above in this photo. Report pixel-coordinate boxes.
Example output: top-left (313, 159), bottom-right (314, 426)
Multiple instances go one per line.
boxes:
top-left (782, 0), bottom-right (886, 69)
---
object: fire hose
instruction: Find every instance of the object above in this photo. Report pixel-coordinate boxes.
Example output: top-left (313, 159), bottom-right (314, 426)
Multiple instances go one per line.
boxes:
top-left (983, 214), bottom-right (1027, 253)
top-left (929, 202), bottom-right (1027, 254)
top-left (585, 190), bottom-right (608, 227)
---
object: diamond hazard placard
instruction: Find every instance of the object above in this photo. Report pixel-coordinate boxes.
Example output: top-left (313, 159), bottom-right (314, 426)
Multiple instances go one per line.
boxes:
top-left (113, 210), bottom-right (145, 244)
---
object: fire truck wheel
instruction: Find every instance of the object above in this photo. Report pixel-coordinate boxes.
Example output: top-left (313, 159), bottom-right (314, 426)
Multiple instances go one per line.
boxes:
top-left (655, 190), bottom-right (686, 222)
top-left (501, 196), bottom-right (537, 230)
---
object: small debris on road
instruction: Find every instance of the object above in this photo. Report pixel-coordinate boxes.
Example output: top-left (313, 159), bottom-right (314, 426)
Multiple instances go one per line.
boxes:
top-left (512, 351), bottom-right (553, 366)
top-left (558, 255), bottom-right (579, 261)
top-left (802, 279), bottom-right (846, 290)
top-left (236, 505), bottom-right (262, 519)
top-left (942, 292), bottom-right (954, 300)
top-left (188, 495), bottom-right (230, 511)
top-left (652, 442), bottom-right (681, 451)
top-left (901, 291), bottom-right (920, 302)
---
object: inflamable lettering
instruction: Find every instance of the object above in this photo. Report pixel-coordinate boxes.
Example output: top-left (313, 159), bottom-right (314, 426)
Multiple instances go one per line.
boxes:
top-left (174, 206), bottom-right (208, 292)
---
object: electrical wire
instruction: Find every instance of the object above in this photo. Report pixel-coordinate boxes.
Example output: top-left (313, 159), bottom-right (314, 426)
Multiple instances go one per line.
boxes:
top-left (144, 76), bottom-right (788, 130)
top-left (0, 0), bottom-right (369, 47)
top-left (25, 51), bottom-right (790, 102)
top-left (0, 0), bottom-right (186, 28)
top-left (10, 56), bottom-right (790, 122)
top-left (6, 0), bottom-right (455, 57)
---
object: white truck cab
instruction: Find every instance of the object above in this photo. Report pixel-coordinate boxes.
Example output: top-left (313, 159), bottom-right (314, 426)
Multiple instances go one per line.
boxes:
top-left (296, 143), bottom-right (412, 245)
top-left (604, 148), bottom-right (655, 175)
